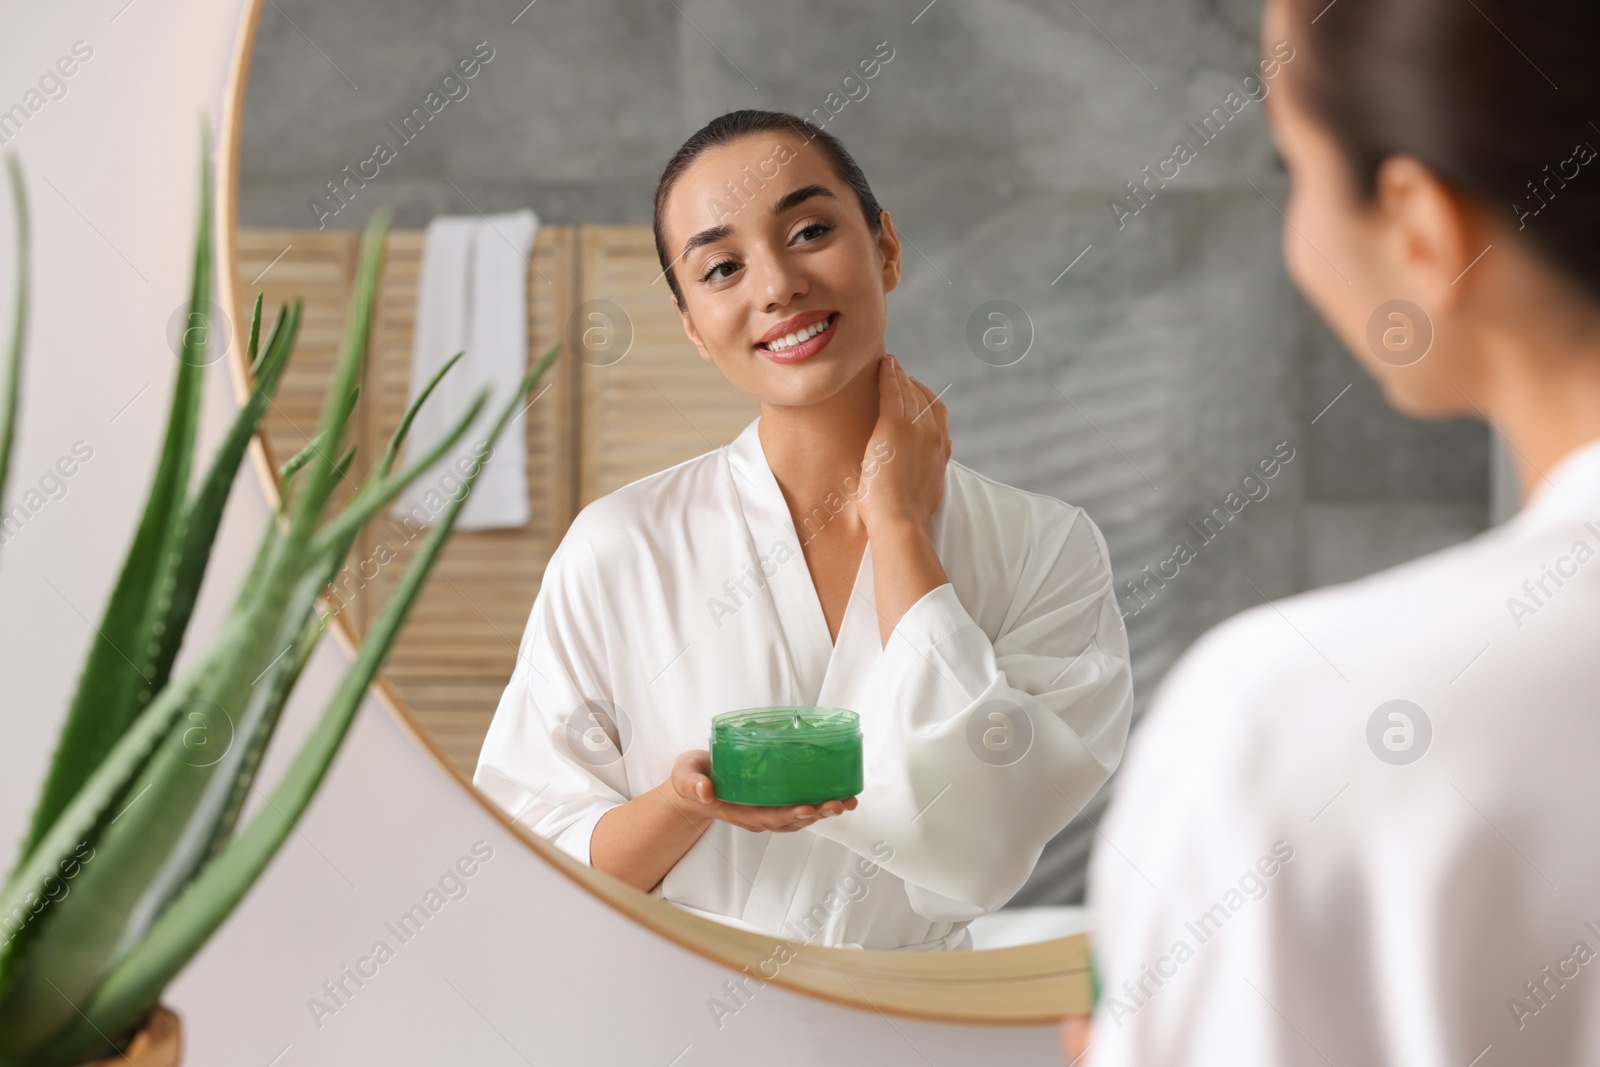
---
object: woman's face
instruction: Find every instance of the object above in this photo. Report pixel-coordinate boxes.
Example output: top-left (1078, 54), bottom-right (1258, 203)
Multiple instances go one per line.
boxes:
top-left (659, 130), bottom-right (902, 408)
top-left (1261, 0), bottom-right (1469, 418)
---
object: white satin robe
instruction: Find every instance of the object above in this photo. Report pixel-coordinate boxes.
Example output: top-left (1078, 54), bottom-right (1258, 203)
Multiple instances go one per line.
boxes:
top-left (474, 415), bottom-right (1133, 951)
top-left (1088, 434), bottom-right (1600, 1063)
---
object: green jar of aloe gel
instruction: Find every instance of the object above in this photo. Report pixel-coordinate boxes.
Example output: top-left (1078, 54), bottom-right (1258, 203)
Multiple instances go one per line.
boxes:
top-left (708, 706), bottom-right (864, 807)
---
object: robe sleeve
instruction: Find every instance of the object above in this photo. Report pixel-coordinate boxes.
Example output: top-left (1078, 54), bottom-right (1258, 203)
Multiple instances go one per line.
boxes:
top-left (473, 524), bottom-right (630, 867)
top-left (805, 504), bottom-right (1134, 923)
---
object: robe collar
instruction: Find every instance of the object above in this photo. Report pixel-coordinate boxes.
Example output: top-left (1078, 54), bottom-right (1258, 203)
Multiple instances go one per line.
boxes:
top-left (1512, 433), bottom-right (1600, 536)
top-left (723, 416), bottom-right (879, 709)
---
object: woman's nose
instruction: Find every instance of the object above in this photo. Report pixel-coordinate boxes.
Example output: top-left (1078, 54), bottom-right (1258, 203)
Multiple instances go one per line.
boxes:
top-left (753, 250), bottom-right (807, 311)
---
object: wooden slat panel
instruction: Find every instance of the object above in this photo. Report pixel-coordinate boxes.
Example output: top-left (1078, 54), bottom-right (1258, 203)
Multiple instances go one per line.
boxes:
top-left (577, 225), bottom-right (759, 505)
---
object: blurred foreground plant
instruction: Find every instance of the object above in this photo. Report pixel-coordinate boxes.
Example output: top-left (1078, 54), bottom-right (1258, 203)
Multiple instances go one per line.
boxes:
top-left (0, 136), bottom-right (558, 1065)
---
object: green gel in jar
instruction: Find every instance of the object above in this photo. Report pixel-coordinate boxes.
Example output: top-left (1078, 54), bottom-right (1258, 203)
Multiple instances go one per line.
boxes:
top-left (708, 706), bottom-right (863, 807)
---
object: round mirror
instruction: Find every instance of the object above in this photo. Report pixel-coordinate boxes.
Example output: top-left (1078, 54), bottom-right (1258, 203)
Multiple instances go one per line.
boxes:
top-left (220, 0), bottom-right (1491, 1013)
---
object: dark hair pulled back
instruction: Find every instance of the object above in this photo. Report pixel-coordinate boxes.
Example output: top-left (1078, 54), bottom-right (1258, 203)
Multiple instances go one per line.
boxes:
top-left (1290, 0), bottom-right (1600, 299)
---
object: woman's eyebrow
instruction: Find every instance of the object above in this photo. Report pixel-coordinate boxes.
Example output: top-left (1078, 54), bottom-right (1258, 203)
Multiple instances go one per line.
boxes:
top-left (676, 185), bottom-right (840, 262)
top-left (771, 183), bottom-right (838, 216)
top-left (678, 224), bottom-right (732, 263)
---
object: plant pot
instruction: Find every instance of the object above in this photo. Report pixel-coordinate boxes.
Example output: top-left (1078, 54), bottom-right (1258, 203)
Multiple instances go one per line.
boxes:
top-left (79, 1006), bottom-right (181, 1067)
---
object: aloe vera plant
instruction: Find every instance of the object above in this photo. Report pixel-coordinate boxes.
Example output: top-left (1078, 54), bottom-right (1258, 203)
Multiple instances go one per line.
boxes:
top-left (0, 138), bottom-right (560, 1066)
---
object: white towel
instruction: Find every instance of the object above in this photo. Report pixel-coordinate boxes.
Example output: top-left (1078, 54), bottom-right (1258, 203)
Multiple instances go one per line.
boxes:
top-left (392, 209), bottom-right (537, 531)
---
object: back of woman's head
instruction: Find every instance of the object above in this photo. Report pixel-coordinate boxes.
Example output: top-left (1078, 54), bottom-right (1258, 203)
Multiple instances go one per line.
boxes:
top-left (1287, 0), bottom-right (1600, 299)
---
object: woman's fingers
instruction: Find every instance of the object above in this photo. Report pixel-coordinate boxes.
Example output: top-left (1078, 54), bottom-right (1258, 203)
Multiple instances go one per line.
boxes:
top-left (892, 359), bottom-right (943, 431)
top-left (880, 354), bottom-right (903, 418)
top-left (906, 372), bottom-right (950, 456)
top-left (671, 750), bottom-right (717, 805)
top-left (704, 793), bottom-right (860, 832)
top-left (894, 356), bottom-right (917, 420)
top-left (910, 376), bottom-right (945, 430)
top-left (1060, 1016), bottom-right (1093, 1062)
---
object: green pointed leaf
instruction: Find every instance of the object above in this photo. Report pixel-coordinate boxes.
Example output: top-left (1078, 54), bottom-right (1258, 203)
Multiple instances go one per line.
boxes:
top-left (384, 350), bottom-right (463, 476)
top-left (0, 549), bottom-right (314, 1049)
top-left (49, 345), bottom-right (562, 1062)
top-left (0, 647), bottom-right (213, 1028)
top-left (184, 346), bottom-right (471, 874)
top-left (245, 293), bottom-right (265, 377)
top-left (198, 565), bottom-right (334, 866)
top-left (143, 301), bottom-right (301, 701)
top-left (13, 130), bottom-right (213, 870)
top-left (0, 153), bottom-right (30, 550)
top-left (279, 212), bottom-right (387, 539)
top-left (315, 338), bottom-right (556, 560)
top-left (0, 206), bottom-right (396, 1058)
top-left (311, 389), bottom-right (488, 558)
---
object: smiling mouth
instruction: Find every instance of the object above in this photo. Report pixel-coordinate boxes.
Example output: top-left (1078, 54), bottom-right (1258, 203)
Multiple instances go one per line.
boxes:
top-left (756, 312), bottom-right (838, 352)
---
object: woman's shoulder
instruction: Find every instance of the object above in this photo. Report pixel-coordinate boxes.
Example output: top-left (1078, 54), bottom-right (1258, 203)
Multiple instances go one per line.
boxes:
top-left (1126, 518), bottom-right (1531, 798)
top-left (945, 457), bottom-right (1087, 521)
top-left (1166, 520), bottom-right (1516, 693)
top-left (559, 444), bottom-right (732, 556)
top-left (942, 458), bottom-right (1108, 562)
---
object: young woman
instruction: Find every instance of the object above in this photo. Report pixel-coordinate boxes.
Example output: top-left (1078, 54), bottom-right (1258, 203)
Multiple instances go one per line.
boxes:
top-left (1071, 0), bottom-right (1600, 1060)
top-left (475, 110), bottom-right (1134, 952)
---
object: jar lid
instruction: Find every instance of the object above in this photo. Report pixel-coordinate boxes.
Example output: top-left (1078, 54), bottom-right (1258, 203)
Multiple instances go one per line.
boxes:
top-left (711, 705), bottom-right (860, 744)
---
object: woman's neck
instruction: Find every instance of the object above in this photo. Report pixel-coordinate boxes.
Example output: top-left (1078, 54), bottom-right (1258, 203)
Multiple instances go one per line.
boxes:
top-left (1485, 332), bottom-right (1600, 505)
top-left (756, 355), bottom-right (882, 534)
top-left (1461, 255), bottom-right (1600, 504)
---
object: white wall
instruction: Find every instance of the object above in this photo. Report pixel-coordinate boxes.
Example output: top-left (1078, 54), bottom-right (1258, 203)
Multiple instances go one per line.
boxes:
top-left (0, 3), bottom-right (1066, 1062)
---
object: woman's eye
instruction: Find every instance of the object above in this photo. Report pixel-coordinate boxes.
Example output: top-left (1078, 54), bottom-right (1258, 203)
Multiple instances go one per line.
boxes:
top-left (795, 221), bottom-right (834, 243)
top-left (700, 259), bottom-right (739, 283)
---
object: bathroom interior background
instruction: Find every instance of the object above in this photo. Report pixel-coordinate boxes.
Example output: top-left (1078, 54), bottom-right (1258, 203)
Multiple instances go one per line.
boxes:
top-left (236, 0), bottom-right (1500, 904)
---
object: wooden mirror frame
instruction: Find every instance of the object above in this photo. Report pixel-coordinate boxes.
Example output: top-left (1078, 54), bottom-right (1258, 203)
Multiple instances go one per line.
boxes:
top-left (216, 0), bottom-right (1093, 1024)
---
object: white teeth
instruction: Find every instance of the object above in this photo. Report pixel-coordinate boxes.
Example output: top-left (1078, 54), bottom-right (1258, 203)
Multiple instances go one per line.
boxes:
top-left (765, 316), bottom-right (831, 352)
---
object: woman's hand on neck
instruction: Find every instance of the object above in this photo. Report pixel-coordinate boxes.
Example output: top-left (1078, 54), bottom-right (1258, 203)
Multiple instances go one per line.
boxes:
top-left (758, 345), bottom-right (885, 536)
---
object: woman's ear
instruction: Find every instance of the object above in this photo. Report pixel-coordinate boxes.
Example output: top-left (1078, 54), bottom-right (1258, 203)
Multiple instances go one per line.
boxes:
top-left (1374, 154), bottom-right (1485, 316)
top-left (674, 296), bottom-right (715, 364)
top-left (877, 210), bottom-right (903, 295)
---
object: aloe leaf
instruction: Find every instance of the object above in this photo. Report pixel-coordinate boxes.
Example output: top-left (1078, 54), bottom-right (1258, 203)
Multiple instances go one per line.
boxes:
top-left (0, 224), bottom-right (383, 1050)
top-left (47, 346), bottom-right (562, 1063)
top-left (277, 214), bottom-right (386, 543)
top-left (277, 440), bottom-right (316, 484)
top-left (143, 300), bottom-right (300, 700)
top-left (0, 572), bottom-right (292, 1050)
top-left (198, 562), bottom-right (335, 865)
top-left (276, 378), bottom-right (360, 513)
top-left (311, 389), bottom-right (488, 558)
top-left (384, 350), bottom-right (463, 475)
top-left (308, 346), bottom-right (468, 548)
top-left (0, 648), bottom-right (213, 1020)
top-left (231, 498), bottom-right (286, 622)
top-left (245, 293), bottom-right (265, 377)
top-left (316, 337), bottom-right (554, 556)
top-left (191, 222), bottom-right (383, 692)
top-left (112, 537), bottom-right (341, 959)
top-left (0, 537), bottom-right (321, 1048)
top-left (12, 132), bottom-right (213, 870)
top-left (190, 350), bottom-right (469, 868)
top-left (192, 509), bottom-right (362, 874)
top-left (0, 153), bottom-right (29, 548)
